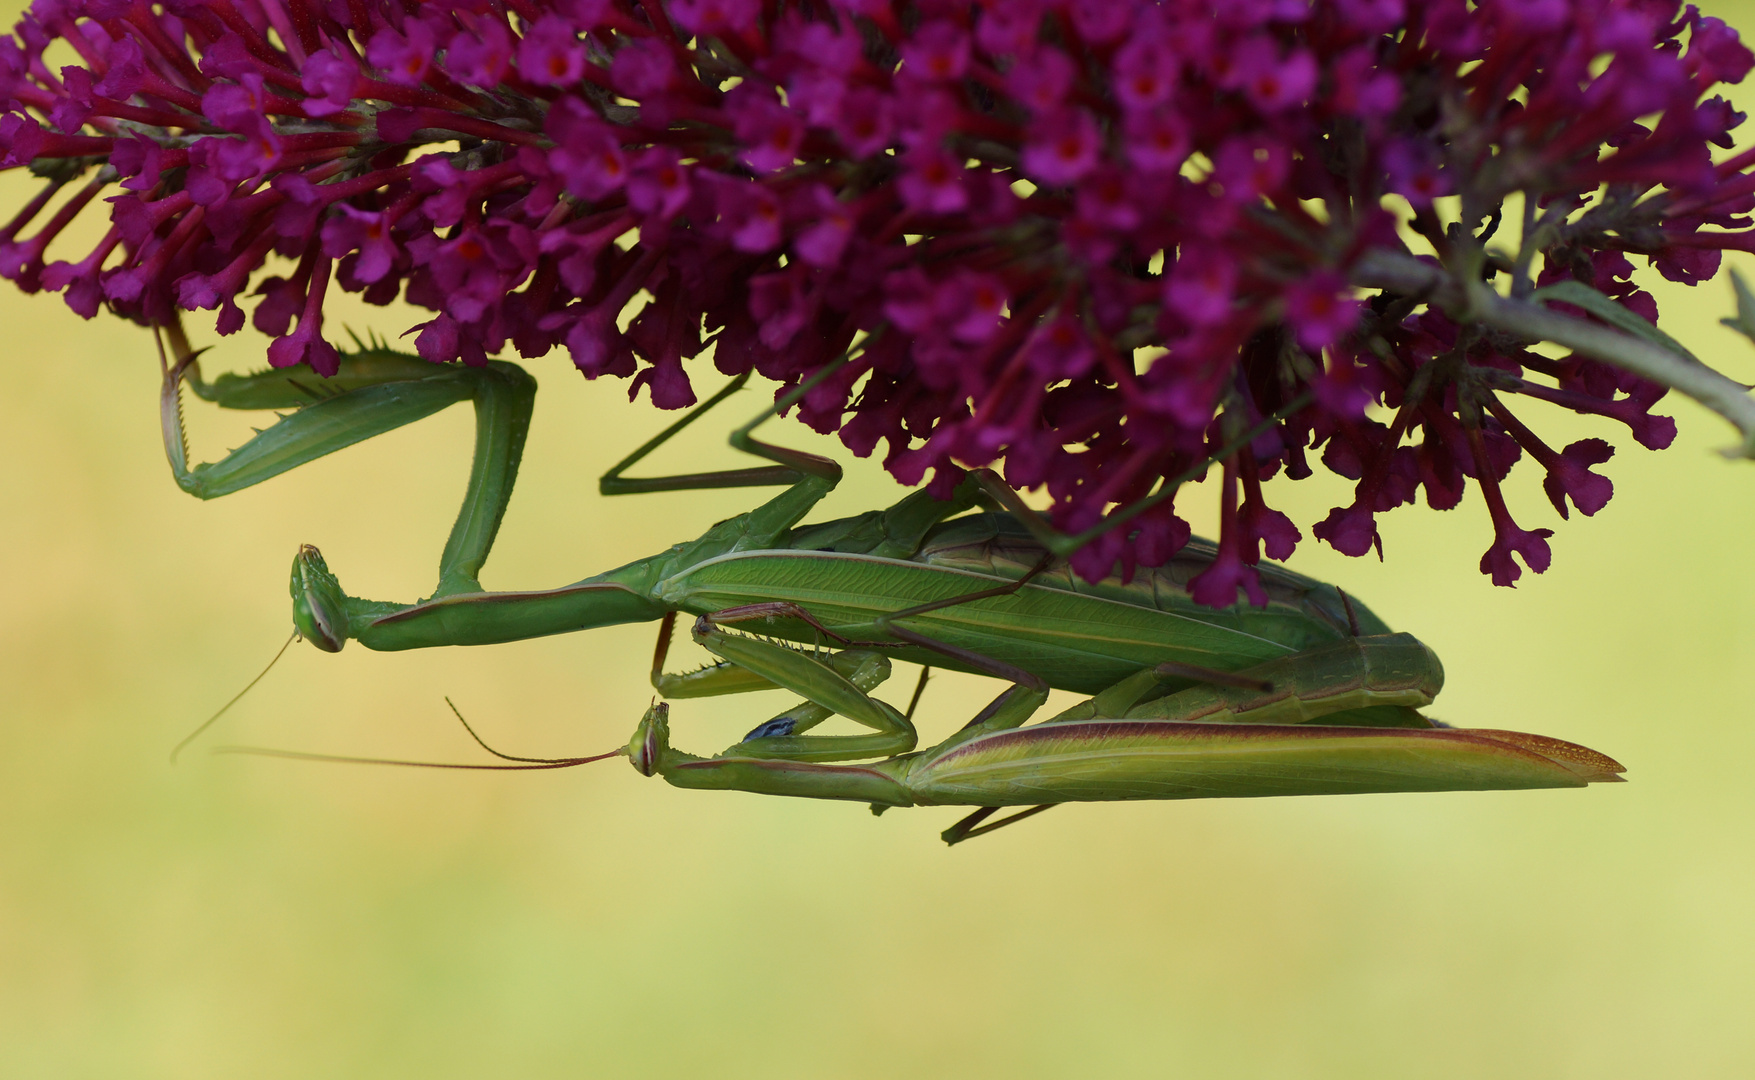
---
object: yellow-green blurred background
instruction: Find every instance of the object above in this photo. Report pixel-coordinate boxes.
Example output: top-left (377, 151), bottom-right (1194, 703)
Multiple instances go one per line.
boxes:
top-left (6, 10), bottom-right (1755, 1077)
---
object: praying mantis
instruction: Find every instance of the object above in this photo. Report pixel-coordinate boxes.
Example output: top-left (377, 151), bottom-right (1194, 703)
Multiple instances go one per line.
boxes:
top-left (158, 323), bottom-right (1622, 843)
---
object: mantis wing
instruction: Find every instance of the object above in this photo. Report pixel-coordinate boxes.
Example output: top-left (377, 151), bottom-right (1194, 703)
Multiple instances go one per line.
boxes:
top-left (900, 722), bottom-right (1624, 807)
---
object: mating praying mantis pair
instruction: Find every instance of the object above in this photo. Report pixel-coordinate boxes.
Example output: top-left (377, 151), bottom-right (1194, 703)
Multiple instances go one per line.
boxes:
top-left (158, 323), bottom-right (1621, 844)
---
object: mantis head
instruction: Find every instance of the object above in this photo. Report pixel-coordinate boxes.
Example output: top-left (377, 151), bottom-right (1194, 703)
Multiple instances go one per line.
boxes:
top-left (627, 701), bottom-right (671, 777)
top-left (290, 545), bottom-right (350, 652)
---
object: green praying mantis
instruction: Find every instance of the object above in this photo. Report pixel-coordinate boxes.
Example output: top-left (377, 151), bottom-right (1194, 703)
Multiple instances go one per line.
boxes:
top-left (157, 321), bottom-right (1622, 844)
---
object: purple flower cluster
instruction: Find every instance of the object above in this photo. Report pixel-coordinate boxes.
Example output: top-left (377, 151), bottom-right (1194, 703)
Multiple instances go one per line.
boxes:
top-left (3, 0), bottom-right (1753, 601)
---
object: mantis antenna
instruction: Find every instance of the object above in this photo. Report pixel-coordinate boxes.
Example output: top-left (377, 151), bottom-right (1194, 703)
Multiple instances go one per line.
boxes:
top-left (209, 746), bottom-right (622, 771)
top-left (211, 697), bottom-right (623, 771)
top-left (440, 697), bottom-right (614, 765)
top-left (169, 630), bottom-right (298, 765)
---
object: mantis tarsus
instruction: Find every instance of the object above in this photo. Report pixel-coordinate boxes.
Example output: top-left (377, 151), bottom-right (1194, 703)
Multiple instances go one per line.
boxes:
top-left (159, 324), bottom-right (1623, 844)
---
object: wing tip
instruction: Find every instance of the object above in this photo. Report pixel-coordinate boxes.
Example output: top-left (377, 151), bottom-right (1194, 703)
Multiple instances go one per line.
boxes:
top-left (1463, 728), bottom-right (1626, 784)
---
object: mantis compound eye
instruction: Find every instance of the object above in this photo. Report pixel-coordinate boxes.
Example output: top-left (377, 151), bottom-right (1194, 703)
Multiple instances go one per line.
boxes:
top-left (290, 545), bottom-right (350, 652)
